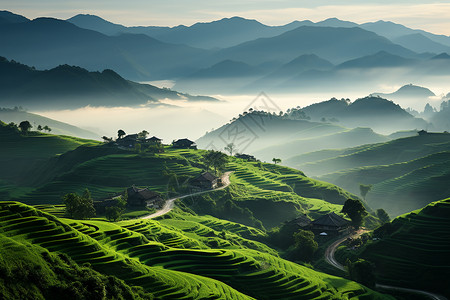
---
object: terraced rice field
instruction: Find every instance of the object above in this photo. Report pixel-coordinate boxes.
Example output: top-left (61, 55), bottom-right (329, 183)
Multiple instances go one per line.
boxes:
top-left (0, 201), bottom-right (390, 299)
top-left (360, 198), bottom-right (450, 296)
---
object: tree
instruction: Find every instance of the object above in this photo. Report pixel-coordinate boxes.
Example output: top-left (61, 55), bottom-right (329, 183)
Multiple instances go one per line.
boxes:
top-left (138, 130), bottom-right (149, 139)
top-left (293, 229), bottom-right (318, 262)
top-left (376, 208), bottom-right (390, 224)
top-left (18, 120), bottom-right (32, 133)
top-left (43, 125), bottom-right (51, 132)
top-left (346, 259), bottom-right (376, 288)
top-left (224, 143), bottom-right (236, 156)
top-left (106, 190), bottom-right (127, 222)
top-left (63, 189), bottom-right (95, 219)
top-left (341, 199), bottom-right (367, 229)
top-left (203, 150), bottom-right (228, 175)
top-left (102, 136), bottom-right (113, 143)
top-left (37, 125), bottom-right (43, 131)
top-left (359, 184), bottom-right (372, 201)
top-left (272, 158), bottom-right (281, 165)
top-left (117, 129), bottom-right (126, 139)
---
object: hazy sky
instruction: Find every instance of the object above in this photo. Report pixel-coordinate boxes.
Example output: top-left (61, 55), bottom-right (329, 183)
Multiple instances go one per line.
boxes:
top-left (3, 0), bottom-right (450, 35)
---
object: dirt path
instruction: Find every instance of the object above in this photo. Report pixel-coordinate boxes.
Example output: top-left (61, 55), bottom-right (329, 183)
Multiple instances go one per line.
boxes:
top-left (140, 171), bottom-right (232, 220)
top-left (324, 230), bottom-right (448, 300)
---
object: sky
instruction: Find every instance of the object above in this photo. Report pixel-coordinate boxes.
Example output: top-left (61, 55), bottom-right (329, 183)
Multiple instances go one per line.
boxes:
top-left (2, 0), bottom-right (450, 36)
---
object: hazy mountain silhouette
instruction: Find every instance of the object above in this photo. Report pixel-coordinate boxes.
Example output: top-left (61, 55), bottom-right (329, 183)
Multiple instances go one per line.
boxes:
top-left (67, 14), bottom-right (127, 36)
top-left (373, 84), bottom-right (436, 100)
top-left (0, 10), bottom-right (29, 24)
top-left (0, 17), bottom-right (208, 80)
top-left (244, 54), bottom-right (334, 91)
top-left (431, 53), bottom-right (450, 60)
top-left (214, 26), bottom-right (417, 65)
top-left (337, 51), bottom-right (416, 69)
top-left (68, 15), bottom-right (306, 49)
top-left (360, 20), bottom-right (450, 48)
top-left (299, 96), bottom-right (428, 133)
top-left (173, 60), bottom-right (266, 94)
top-left (392, 33), bottom-right (450, 54)
top-left (0, 57), bottom-right (217, 109)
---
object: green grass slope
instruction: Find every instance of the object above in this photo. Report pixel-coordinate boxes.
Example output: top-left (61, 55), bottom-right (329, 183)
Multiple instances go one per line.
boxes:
top-left (320, 151), bottom-right (450, 216)
top-left (358, 198), bottom-right (450, 297)
top-left (0, 201), bottom-right (391, 299)
top-left (288, 132), bottom-right (450, 177)
top-left (12, 145), bottom-right (357, 229)
top-left (0, 122), bottom-right (100, 199)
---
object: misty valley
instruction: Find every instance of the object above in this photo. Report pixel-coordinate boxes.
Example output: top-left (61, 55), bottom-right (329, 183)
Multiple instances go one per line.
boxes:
top-left (1, 8), bottom-right (450, 300)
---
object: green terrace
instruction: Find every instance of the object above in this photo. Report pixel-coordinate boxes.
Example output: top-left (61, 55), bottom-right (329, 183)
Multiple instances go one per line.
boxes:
top-left (0, 201), bottom-right (391, 300)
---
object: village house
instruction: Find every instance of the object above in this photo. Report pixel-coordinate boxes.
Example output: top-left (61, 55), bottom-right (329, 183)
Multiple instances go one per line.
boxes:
top-left (146, 136), bottom-right (162, 144)
top-left (289, 212), bottom-right (350, 236)
top-left (172, 138), bottom-right (197, 149)
top-left (117, 134), bottom-right (138, 148)
top-left (310, 212), bottom-right (350, 236)
top-left (127, 185), bottom-right (164, 208)
top-left (191, 171), bottom-right (218, 190)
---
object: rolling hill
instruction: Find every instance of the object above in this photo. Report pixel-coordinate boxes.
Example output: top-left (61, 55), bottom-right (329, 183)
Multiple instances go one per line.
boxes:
top-left (0, 201), bottom-right (392, 299)
top-left (0, 57), bottom-right (217, 109)
top-left (0, 121), bottom-right (100, 200)
top-left (338, 198), bottom-right (450, 297)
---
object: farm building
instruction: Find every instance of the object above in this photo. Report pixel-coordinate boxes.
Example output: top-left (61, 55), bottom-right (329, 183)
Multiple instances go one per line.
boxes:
top-left (172, 138), bottom-right (197, 149)
top-left (191, 172), bottom-right (218, 189)
top-left (127, 186), bottom-right (164, 208)
top-left (310, 212), bottom-right (350, 235)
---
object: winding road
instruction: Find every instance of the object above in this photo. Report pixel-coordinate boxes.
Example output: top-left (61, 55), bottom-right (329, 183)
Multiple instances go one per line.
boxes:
top-left (324, 230), bottom-right (448, 300)
top-left (140, 171), bottom-right (232, 219)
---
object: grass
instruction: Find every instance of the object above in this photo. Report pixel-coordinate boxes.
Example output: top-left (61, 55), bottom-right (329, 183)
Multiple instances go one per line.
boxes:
top-left (0, 201), bottom-right (392, 300)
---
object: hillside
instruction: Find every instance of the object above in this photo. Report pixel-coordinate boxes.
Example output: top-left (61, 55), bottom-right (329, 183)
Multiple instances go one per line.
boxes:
top-left (13, 142), bottom-right (359, 229)
top-left (288, 132), bottom-right (450, 176)
top-left (0, 108), bottom-right (98, 139)
top-left (0, 57), bottom-right (217, 109)
top-left (338, 198), bottom-right (450, 297)
top-left (0, 121), bottom-right (100, 200)
top-left (196, 111), bottom-right (347, 155)
top-left (0, 201), bottom-right (392, 299)
top-left (254, 127), bottom-right (389, 162)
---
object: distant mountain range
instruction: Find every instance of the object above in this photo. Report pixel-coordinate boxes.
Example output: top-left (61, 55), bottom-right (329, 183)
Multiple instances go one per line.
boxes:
top-left (0, 57), bottom-right (217, 109)
top-left (1, 10), bottom-right (450, 96)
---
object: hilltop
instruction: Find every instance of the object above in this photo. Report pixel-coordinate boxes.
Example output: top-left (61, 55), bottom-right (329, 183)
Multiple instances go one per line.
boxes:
top-left (0, 57), bottom-right (217, 109)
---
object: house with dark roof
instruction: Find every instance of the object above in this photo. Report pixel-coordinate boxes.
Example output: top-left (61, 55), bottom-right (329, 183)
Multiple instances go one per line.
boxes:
top-left (235, 153), bottom-right (257, 162)
top-left (173, 138), bottom-right (197, 149)
top-left (127, 185), bottom-right (164, 207)
top-left (191, 171), bottom-right (218, 190)
top-left (146, 136), bottom-right (162, 144)
top-left (290, 214), bottom-right (312, 228)
top-left (310, 212), bottom-right (350, 235)
top-left (117, 134), bottom-right (138, 148)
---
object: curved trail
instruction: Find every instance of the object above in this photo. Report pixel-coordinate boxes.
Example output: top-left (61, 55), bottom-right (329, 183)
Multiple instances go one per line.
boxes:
top-left (140, 171), bottom-right (232, 220)
top-left (324, 230), bottom-right (448, 300)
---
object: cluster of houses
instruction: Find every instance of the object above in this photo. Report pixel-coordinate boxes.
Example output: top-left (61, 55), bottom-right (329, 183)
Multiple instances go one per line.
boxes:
top-left (116, 134), bottom-right (197, 150)
top-left (289, 212), bottom-right (351, 236)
